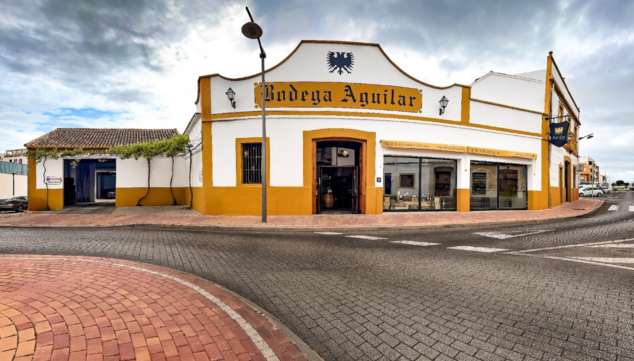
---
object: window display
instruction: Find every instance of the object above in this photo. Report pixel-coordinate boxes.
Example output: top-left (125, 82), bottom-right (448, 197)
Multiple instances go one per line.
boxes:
top-left (383, 156), bottom-right (457, 211)
top-left (470, 162), bottom-right (527, 210)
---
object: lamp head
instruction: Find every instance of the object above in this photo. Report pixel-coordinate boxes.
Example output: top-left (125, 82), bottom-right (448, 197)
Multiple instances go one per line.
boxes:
top-left (242, 22), bottom-right (263, 39)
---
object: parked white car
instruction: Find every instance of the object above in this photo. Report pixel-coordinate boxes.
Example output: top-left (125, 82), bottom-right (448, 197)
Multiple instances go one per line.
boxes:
top-left (579, 186), bottom-right (603, 197)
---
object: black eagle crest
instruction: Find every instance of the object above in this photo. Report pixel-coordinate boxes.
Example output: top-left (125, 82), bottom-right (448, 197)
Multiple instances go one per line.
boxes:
top-left (327, 51), bottom-right (354, 75)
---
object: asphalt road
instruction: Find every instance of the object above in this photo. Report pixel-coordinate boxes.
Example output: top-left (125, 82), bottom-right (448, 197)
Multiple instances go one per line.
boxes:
top-left (1, 192), bottom-right (634, 360)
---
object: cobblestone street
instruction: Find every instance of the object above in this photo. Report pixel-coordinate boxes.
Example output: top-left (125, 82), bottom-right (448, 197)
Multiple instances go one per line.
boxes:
top-left (1, 192), bottom-right (633, 360)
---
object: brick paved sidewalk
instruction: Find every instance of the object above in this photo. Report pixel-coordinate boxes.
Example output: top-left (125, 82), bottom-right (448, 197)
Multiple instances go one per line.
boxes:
top-left (0, 256), bottom-right (314, 361)
top-left (0, 199), bottom-right (602, 230)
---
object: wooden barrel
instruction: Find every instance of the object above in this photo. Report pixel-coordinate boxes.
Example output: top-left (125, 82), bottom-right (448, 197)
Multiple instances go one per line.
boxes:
top-left (323, 194), bottom-right (334, 208)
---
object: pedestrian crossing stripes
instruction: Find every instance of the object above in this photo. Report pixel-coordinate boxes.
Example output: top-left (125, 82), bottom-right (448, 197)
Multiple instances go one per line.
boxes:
top-left (608, 205), bottom-right (619, 211)
top-left (590, 244), bottom-right (634, 248)
top-left (346, 235), bottom-right (388, 240)
top-left (314, 232), bottom-right (343, 235)
top-left (391, 241), bottom-right (440, 247)
top-left (448, 246), bottom-right (509, 253)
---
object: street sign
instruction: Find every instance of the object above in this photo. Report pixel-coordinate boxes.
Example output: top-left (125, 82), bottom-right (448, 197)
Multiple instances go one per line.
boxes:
top-left (549, 121), bottom-right (570, 147)
top-left (45, 176), bottom-right (62, 185)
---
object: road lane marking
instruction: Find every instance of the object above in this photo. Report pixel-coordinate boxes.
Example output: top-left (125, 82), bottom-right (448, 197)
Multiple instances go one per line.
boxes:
top-left (448, 246), bottom-right (509, 253)
top-left (518, 254), bottom-right (634, 272)
top-left (569, 257), bottom-right (634, 264)
top-left (314, 232), bottom-right (343, 235)
top-left (608, 205), bottom-right (619, 211)
top-left (391, 241), bottom-right (440, 246)
top-left (590, 244), bottom-right (634, 248)
top-left (509, 238), bottom-right (634, 254)
top-left (474, 230), bottom-right (550, 239)
top-left (346, 235), bottom-right (388, 240)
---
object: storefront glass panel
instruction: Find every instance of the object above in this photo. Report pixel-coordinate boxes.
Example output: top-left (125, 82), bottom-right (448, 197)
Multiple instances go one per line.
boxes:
top-left (470, 162), bottom-right (528, 210)
top-left (383, 156), bottom-right (457, 211)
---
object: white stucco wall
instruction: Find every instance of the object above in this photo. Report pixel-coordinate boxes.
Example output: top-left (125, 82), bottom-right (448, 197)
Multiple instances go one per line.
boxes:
top-left (211, 116), bottom-right (542, 191)
top-left (210, 42), bottom-right (465, 123)
top-left (35, 158), bottom-right (64, 190)
top-left (471, 73), bottom-right (545, 112)
top-left (470, 101), bottom-right (542, 134)
top-left (116, 156), bottom-right (194, 188)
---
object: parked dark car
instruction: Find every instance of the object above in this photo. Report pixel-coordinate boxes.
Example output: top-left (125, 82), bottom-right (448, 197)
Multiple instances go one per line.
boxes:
top-left (0, 196), bottom-right (28, 212)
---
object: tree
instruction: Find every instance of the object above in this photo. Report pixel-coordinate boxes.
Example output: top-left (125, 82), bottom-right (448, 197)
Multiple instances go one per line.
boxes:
top-left (107, 135), bottom-right (189, 206)
top-left (616, 180), bottom-right (625, 186)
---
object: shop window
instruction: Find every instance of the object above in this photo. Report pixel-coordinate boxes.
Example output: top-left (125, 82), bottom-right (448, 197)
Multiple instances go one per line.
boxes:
top-left (470, 162), bottom-right (527, 210)
top-left (399, 174), bottom-right (415, 188)
top-left (383, 156), bottom-right (456, 211)
top-left (242, 143), bottom-right (262, 184)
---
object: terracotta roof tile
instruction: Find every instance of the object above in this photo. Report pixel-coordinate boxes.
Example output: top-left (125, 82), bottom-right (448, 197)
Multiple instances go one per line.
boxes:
top-left (25, 128), bottom-right (179, 149)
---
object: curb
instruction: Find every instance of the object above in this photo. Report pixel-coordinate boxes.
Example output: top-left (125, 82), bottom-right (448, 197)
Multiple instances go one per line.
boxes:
top-left (0, 255), bottom-right (322, 361)
top-left (0, 201), bottom-right (604, 233)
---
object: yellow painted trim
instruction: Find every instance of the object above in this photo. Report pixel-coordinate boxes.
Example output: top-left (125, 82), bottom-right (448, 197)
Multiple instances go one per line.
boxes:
top-left (549, 77), bottom-right (580, 124)
top-left (471, 98), bottom-right (546, 115)
top-left (550, 56), bottom-right (580, 111)
top-left (303, 128), bottom-right (379, 214)
top-left (200, 121), bottom-right (213, 214)
top-left (236, 137), bottom-right (270, 187)
top-left (461, 87), bottom-right (471, 124)
top-left (381, 140), bottom-right (467, 153)
top-left (468, 147), bottom-right (537, 160)
top-left (200, 77), bottom-right (212, 121)
top-left (207, 110), bottom-right (541, 138)
top-left (456, 189), bottom-right (470, 212)
top-left (115, 187), bottom-right (188, 207)
top-left (27, 157), bottom-right (63, 211)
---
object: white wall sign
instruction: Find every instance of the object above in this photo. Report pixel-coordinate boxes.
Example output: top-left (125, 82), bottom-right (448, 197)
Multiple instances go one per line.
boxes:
top-left (45, 176), bottom-right (62, 185)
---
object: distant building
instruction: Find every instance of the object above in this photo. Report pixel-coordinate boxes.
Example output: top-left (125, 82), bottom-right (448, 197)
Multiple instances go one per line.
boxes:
top-left (0, 148), bottom-right (27, 164)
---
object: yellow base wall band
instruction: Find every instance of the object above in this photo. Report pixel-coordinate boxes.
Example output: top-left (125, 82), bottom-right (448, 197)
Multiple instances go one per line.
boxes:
top-left (456, 189), bottom-right (470, 212)
top-left (27, 157), bottom-right (64, 211)
top-left (528, 190), bottom-right (549, 210)
top-left (115, 187), bottom-right (189, 207)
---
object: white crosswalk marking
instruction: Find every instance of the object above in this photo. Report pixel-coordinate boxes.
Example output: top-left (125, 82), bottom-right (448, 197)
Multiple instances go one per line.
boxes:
top-left (346, 235), bottom-right (388, 240)
top-left (629, 206), bottom-right (634, 212)
top-left (590, 244), bottom-right (634, 248)
top-left (448, 246), bottom-right (509, 253)
top-left (570, 257), bottom-right (634, 264)
top-left (391, 241), bottom-right (440, 247)
top-left (608, 205), bottom-right (619, 211)
top-left (314, 232), bottom-right (343, 235)
top-left (474, 230), bottom-right (549, 239)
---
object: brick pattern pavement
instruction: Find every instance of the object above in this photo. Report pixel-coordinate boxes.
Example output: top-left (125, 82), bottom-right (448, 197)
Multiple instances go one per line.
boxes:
top-left (0, 256), bottom-right (308, 361)
top-left (0, 199), bottom-right (602, 230)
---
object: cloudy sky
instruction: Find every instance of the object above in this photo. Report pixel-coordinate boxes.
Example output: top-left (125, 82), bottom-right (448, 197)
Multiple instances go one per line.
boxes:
top-left (1, 0), bottom-right (633, 182)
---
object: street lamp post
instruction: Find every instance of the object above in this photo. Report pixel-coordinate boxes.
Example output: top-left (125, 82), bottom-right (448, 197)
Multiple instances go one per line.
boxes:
top-left (242, 7), bottom-right (267, 223)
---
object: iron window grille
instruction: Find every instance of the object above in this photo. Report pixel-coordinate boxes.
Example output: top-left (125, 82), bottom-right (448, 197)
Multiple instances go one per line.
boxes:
top-left (242, 143), bottom-right (262, 184)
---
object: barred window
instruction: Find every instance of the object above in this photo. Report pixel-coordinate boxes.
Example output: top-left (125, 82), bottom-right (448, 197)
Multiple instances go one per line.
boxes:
top-left (242, 143), bottom-right (262, 184)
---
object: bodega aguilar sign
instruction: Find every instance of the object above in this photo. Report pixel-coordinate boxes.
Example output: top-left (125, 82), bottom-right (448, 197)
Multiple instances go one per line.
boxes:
top-left (255, 82), bottom-right (423, 113)
top-left (549, 121), bottom-right (570, 147)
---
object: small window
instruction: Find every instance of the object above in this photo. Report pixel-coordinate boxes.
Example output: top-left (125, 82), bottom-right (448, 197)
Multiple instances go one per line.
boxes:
top-left (242, 143), bottom-right (262, 184)
top-left (399, 174), bottom-right (415, 188)
top-left (18, 159), bottom-right (22, 164)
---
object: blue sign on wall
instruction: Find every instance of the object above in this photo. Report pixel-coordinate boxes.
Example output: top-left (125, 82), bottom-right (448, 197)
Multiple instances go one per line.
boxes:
top-left (549, 121), bottom-right (570, 147)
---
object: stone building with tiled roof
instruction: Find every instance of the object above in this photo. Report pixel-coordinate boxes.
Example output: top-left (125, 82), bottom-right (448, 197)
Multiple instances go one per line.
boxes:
top-left (25, 128), bottom-right (179, 149)
top-left (24, 127), bottom-right (193, 211)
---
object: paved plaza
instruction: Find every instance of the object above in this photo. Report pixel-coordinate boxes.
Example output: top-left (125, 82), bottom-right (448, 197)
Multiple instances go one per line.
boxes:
top-left (0, 193), bottom-right (633, 360)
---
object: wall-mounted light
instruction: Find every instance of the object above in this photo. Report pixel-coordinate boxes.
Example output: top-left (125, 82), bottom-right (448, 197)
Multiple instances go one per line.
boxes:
top-left (439, 96), bottom-right (449, 115)
top-left (226, 88), bottom-right (236, 109)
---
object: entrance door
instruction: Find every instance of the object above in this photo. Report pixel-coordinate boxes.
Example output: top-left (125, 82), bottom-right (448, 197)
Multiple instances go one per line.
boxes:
top-left (565, 162), bottom-right (570, 202)
top-left (351, 167), bottom-right (359, 214)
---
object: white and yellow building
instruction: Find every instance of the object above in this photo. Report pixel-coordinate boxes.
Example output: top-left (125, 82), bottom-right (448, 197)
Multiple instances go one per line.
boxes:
top-left (26, 40), bottom-right (581, 214)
